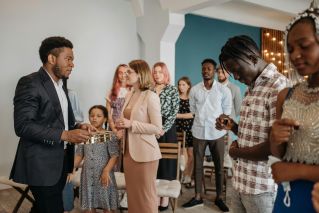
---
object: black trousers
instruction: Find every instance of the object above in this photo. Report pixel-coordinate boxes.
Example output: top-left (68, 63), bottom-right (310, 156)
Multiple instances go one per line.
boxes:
top-left (157, 123), bottom-right (178, 180)
top-left (193, 136), bottom-right (225, 197)
top-left (29, 155), bottom-right (69, 213)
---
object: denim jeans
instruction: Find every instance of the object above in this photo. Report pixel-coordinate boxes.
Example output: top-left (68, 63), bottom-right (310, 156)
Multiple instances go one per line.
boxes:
top-left (230, 186), bottom-right (275, 213)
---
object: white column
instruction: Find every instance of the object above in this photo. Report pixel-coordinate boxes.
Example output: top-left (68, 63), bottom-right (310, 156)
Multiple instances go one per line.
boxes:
top-left (131, 0), bottom-right (185, 83)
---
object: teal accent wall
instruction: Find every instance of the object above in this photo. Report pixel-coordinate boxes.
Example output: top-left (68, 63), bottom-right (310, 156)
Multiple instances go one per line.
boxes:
top-left (175, 14), bottom-right (261, 95)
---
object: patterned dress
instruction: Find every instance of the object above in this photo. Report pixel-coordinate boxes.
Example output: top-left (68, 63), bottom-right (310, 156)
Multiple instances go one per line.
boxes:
top-left (76, 134), bottom-right (119, 210)
top-left (175, 98), bottom-right (194, 147)
top-left (157, 84), bottom-right (180, 180)
top-left (273, 82), bottom-right (319, 213)
top-left (109, 87), bottom-right (128, 125)
top-left (107, 87), bottom-right (128, 171)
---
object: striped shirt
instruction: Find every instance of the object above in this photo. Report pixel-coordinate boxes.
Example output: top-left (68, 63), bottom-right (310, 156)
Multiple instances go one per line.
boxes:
top-left (232, 63), bottom-right (289, 194)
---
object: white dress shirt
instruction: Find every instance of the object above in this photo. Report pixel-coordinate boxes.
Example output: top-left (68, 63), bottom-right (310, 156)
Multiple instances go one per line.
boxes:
top-left (45, 70), bottom-right (69, 147)
top-left (189, 81), bottom-right (232, 140)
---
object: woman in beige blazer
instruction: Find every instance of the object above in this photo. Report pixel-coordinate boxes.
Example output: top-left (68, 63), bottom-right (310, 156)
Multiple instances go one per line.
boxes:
top-left (116, 59), bottom-right (163, 213)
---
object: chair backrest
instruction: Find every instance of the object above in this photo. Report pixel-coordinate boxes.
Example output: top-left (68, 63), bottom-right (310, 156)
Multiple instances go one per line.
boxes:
top-left (159, 142), bottom-right (181, 180)
top-left (176, 131), bottom-right (186, 149)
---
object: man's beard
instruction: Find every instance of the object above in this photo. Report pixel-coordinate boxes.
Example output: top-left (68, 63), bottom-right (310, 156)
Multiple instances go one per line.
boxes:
top-left (218, 77), bottom-right (227, 83)
top-left (53, 65), bottom-right (66, 80)
top-left (202, 74), bottom-right (213, 81)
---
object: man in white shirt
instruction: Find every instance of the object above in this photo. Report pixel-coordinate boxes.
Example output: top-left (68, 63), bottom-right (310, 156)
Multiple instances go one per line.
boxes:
top-left (182, 58), bottom-right (232, 212)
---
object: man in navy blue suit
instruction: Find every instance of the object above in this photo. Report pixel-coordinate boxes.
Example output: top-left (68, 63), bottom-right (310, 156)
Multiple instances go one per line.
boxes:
top-left (10, 36), bottom-right (94, 213)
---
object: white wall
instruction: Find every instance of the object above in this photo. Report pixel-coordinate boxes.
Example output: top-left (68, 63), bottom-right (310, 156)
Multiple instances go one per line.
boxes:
top-left (136, 0), bottom-right (184, 83)
top-left (0, 0), bottom-right (139, 189)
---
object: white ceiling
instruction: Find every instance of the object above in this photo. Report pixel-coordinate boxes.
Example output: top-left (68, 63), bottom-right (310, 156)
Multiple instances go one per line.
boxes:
top-left (159, 0), bottom-right (312, 30)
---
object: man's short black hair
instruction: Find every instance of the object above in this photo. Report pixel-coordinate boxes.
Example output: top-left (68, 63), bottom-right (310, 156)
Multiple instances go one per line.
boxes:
top-left (201, 58), bottom-right (217, 67)
top-left (39, 36), bottom-right (73, 64)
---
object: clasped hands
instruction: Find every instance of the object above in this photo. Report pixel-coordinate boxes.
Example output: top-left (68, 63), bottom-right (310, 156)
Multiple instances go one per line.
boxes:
top-left (216, 114), bottom-right (239, 159)
top-left (115, 117), bottom-right (164, 139)
top-left (270, 118), bottom-right (300, 145)
top-left (61, 123), bottom-right (98, 144)
top-left (269, 118), bottom-right (300, 183)
top-left (215, 114), bottom-right (234, 131)
top-left (156, 129), bottom-right (165, 139)
top-left (115, 117), bottom-right (132, 129)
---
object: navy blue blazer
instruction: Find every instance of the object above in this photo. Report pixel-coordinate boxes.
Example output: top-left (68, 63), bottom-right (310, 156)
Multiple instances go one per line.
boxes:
top-left (10, 68), bottom-right (75, 186)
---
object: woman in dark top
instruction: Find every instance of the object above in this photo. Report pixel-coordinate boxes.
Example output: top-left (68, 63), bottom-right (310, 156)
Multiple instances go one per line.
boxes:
top-left (152, 62), bottom-right (179, 211)
top-left (176, 76), bottom-right (194, 185)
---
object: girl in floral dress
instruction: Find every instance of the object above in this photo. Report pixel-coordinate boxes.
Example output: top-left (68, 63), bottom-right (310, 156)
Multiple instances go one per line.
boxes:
top-left (74, 105), bottom-right (119, 213)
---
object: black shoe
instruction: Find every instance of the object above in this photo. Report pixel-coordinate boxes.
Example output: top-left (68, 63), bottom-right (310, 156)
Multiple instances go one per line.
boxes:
top-left (215, 198), bottom-right (229, 212)
top-left (158, 205), bottom-right (169, 211)
top-left (182, 197), bottom-right (204, 208)
top-left (119, 206), bottom-right (128, 210)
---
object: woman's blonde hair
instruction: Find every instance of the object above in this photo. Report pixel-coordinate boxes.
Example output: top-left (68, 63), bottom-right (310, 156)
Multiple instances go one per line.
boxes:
top-left (129, 60), bottom-right (154, 91)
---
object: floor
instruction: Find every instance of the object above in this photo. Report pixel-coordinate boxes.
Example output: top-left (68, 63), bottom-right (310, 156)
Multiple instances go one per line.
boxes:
top-left (0, 177), bottom-right (233, 213)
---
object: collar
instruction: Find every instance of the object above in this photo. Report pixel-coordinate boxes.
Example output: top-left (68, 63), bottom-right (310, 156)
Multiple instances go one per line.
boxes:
top-left (201, 80), bottom-right (215, 91)
top-left (250, 63), bottom-right (277, 89)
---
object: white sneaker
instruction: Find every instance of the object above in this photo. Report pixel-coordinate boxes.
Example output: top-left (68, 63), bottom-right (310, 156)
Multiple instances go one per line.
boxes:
top-left (183, 175), bottom-right (192, 184)
top-left (120, 192), bottom-right (128, 208)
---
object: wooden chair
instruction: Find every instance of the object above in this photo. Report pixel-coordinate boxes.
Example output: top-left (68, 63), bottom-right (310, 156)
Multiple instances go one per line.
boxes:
top-left (0, 176), bottom-right (35, 213)
top-left (176, 131), bottom-right (186, 172)
top-left (176, 131), bottom-right (186, 149)
top-left (156, 142), bottom-right (181, 213)
top-left (176, 131), bottom-right (186, 194)
top-left (202, 161), bottom-right (228, 200)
